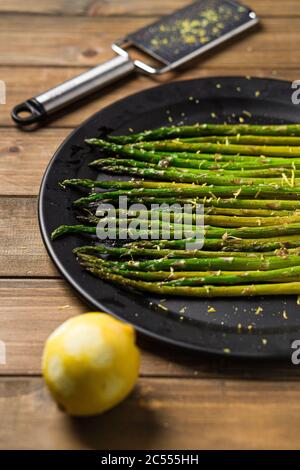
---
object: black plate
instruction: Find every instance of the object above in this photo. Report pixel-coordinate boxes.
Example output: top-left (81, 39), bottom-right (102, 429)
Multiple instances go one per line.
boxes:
top-left (39, 76), bottom-right (300, 359)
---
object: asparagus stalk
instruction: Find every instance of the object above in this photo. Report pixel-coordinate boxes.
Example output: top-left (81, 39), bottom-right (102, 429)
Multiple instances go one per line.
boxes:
top-left (56, 220), bottom-right (300, 239)
top-left (88, 138), bottom-right (300, 167)
top-left (51, 223), bottom-right (300, 251)
top-left (74, 245), bottom-right (273, 259)
top-left (109, 255), bottom-right (300, 272)
top-left (63, 182), bottom-right (299, 215)
top-left (51, 224), bottom-right (97, 240)
top-left (51, 224), bottom-right (199, 240)
top-left (77, 254), bottom-right (244, 281)
top-left (122, 210), bottom-right (300, 226)
top-left (91, 157), bottom-right (300, 179)
top-left (75, 244), bottom-right (300, 259)
top-left (97, 163), bottom-right (300, 188)
top-left (73, 187), bottom-right (300, 208)
top-left (107, 124), bottom-right (300, 143)
top-left (77, 253), bottom-right (300, 284)
top-left (121, 206), bottom-right (300, 217)
top-left (113, 207), bottom-right (299, 220)
top-left (69, 179), bottom-right (198, 191)
top-left (201, 198), bottom-right (300, 211)
top-left (182, 135), bottom-right (300, 145)
top-left (94, 196), bottom-right (300, 211)
top-left (61, 179), bottom-right (300, 211)
top-left (80, 254), bottom-right (300, 284)
top-left (133, 141), bottom-right (300, 158)
top-left (204, 207), bottom-right (299, 217)
top-left (162, 265), bottom-right (300, 286)
top-left (126, 235), bottom-right (300, 251)
top-left (76, 209), bottom-right (300, 228)
top-left (80, 182), bottom-right (300, 209)
top-left (91, 155), bottom-right (300, 172)
top-left (84, 263), bottom-right (300, 297)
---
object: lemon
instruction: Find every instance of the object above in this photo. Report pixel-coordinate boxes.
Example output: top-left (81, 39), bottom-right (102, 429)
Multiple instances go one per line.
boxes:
top-left (42, 312), bottom-right (140, 416)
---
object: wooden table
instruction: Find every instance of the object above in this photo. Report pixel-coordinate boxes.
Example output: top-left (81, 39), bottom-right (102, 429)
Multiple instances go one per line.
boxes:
top-left (1, 0), bottom-right (300, 450)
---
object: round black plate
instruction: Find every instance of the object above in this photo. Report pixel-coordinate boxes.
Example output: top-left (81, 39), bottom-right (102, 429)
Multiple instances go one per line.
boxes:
top-left (39, 76), bottom-right (300, 359)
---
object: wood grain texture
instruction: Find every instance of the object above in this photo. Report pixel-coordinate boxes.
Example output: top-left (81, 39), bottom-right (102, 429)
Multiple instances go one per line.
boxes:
top-left (0, 16), bottom-right (299, 68)
top-left (0, 279), bottom-right (299, 378)
top-left (0, 0), bottom-right (298, 17)
top-left (0, 197), bottom-right (57, 277)
top-left (0, 128), bottom-right (69, 195)
top-left (1, 376), bottom-right (300, 449)
top-left (2, 67), bottom-right (296, 128)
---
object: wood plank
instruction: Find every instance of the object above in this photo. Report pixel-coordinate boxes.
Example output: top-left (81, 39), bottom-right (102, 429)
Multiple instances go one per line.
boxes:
top-left (1, 16), bottom-right (300, 67)
top-left (2, 66), bottom-right (297, 129)
top-left (0, 197), bottom-right (57, 277)
top-left (0, 129), bottom-right (70, 195)
top-left (0, 0), bottom-right (297, 18)
top-left (1, 376), bottom-right (300, 449)
top-left (0, 278), bottom-right (299, 378)
top-left (0, 0), bottom-right (94, 16)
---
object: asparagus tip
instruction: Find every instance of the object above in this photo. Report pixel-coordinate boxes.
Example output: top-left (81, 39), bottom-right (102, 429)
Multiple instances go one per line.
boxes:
top-left (73, 246), bottom-right (91, 255)
top-left (59, 179), bottom-right (79, 190)
top-left (58, 181), bottom-right (67, 190)
top-left (73, 197), bottom-right (85, 207)
top-left (85, 138), bottom-right (108, 146)
top-left (51, 225), bottom-right (69, 240)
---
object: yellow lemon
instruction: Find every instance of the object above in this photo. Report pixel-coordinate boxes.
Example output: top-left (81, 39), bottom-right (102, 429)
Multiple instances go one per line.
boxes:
top-left (42, 312), bottom-right (140, 416)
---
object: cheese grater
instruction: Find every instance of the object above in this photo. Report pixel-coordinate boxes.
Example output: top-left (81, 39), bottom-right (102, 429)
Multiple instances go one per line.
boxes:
top-left (11, 0), bottom-right (258, 126)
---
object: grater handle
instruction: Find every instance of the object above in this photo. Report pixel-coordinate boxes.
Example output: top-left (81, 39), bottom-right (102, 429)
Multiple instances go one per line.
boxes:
top-left (11, 54), bottom-right (135, 126)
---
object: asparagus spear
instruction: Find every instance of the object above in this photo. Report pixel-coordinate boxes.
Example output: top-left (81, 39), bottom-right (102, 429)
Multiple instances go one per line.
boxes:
top-left (65, 178), bottom-right (293, 194)
top-left (76, 209), bottom-right (300, 228)
top-left (84, 256), bottom-right (300, 284)
top-left (61, 179), bottom-right (300, 210)
top-left (74, 245), bottom-right (273, 259)
top-left (91, 157), bottom-right (300, 179)
top-left (84, 263), bottom-right (300, 297)
top-left (77, 253), bottom-right (300, 285)
top-left (126, 235), bottom-right (300, 251)
top-left (108, 255), bottom-right (300, 272)
top-left (51, 224), bottom-right (198, 240)
top-left (68, 179), bottom-right (198, 191)
top-left (51, 223), bottom-right (300, 251)
top-left (107, 124), bottom-right (300, 143)
top-left (97, 163), bottom-right (300, 188)
top-left (73, 187), bottom-right (300, 208)
top-left (182, 135), bottom-right (300, 145)
top-left (74, 252), bottom-right (300, 280)
top-left (75, 244), bottom-right (300, 259)
top-left (133, 141), bottom-right (300, 158)
top-left (77, 254), bottom-right (244, 281)
top-left (204, 207), bottom-right (299, 217)
top-left (88, 138), bottom-right (300, 167)
top-left (162, 265), bottom-right (300, 286)
top-left (111, 207), bottom-right (300, 219)
top-left (77, 182), bottom-right (300, 210)
top-left (201, 198), bottom-right (300, 211)
top-left (91, 155), bottom-right (300, 172)
top-left (51, 224), bottom-right (97, 240)
top-left (57, 220), bottom-right (300, 239)
top-left (94, 196), bottom-right (300, 212)
top-left (129, 206), bottom-right (300, 217)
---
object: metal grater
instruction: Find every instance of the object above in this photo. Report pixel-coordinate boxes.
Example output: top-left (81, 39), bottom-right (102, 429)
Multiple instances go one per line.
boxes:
top-left (12, 0), bottom-right (258, 126)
